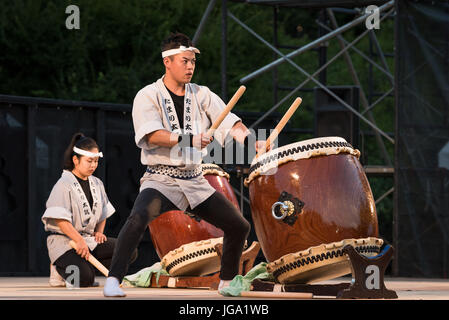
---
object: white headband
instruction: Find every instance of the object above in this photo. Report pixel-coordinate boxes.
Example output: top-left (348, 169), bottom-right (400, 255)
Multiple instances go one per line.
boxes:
top-left (161, 45), bottom-right (200, 58)
top-left (73, 146), bottom-right (103, 158)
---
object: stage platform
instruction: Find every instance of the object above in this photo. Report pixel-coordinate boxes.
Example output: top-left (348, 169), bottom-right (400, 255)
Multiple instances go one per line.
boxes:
top-left (1, 276), bottom-right (448, 300)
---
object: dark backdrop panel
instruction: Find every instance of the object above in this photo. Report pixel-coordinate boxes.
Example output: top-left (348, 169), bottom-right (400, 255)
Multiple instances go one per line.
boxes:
top-left (396, 1), bottom-right (449, 278)
top-left (0, 104), bottom-right (28, 273)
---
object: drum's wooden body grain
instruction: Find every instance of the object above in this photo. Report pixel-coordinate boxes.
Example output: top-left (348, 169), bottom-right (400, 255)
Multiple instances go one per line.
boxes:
top-left (149, 210), bottom-right (224, 259)
top-left (247, 137), bottom-right (379, 262)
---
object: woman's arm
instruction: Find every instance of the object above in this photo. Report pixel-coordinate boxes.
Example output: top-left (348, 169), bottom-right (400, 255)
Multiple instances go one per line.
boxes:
top-left (94, 219), bottom-right (107, 244)
top-left (55, 219), bottom-right (90, 260)
top-left (95, 219), bottom-right (106, 234)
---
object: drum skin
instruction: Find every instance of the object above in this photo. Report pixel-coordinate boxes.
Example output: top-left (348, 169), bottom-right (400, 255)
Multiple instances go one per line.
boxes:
top-left (149, 166), bottom-right (239, 259)
top-left (249, 153), bottom-right (379, 262)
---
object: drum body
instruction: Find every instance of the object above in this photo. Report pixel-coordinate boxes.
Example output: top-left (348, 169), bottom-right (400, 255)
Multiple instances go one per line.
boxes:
top-left (149, 210), bottom-right (223, 259)
top-left (201, 164), bottom-right (240, 210)
top-left (246, 137), bottom-right (379, 263)
top-left (149, 164), bottom-right (238, 259)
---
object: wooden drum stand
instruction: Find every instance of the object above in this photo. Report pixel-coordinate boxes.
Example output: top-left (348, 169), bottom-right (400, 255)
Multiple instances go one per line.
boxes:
top-left (250, 244), bottom-right (398, 299)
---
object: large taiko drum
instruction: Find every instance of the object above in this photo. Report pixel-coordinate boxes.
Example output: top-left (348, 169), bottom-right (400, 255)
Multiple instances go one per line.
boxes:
top-left (149, 163), bottom-right (239, 276)
top-left (245, 136), bottom-right (381, 283)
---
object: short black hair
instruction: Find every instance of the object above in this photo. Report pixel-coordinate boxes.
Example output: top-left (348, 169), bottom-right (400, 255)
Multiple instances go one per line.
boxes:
top-left (161, 32), bottom-right (193, 52)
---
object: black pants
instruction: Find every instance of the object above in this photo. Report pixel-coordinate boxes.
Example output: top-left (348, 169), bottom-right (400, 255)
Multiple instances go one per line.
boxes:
top-left (53, 237), bottom-right (137, 287)
top-left (109, 189), bottom-right (251, 281)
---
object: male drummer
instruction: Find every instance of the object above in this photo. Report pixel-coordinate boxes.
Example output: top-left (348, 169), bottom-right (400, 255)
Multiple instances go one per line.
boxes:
top-left (104, 32), bottom-right (262, 297)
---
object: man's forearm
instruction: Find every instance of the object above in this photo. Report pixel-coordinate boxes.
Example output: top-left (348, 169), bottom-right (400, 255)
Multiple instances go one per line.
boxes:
top-left (229, 121), bottom-right (251, 145)
top-left (147, 123), bottom-right (251, 149)
top-left (147, 130), bottom-right (180, 147)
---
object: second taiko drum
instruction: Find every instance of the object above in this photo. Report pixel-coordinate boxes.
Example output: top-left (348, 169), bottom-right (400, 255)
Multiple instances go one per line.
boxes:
top-left (149, 163), bottom-right (239, 259)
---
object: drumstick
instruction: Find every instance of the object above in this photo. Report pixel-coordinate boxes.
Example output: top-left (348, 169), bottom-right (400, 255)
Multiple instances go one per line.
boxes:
top-left (69, 240), bottom-right (109, 277)
top-left (256, 97), bottom-right (302, 157)
top-left (206, 85), bottom-right (246, 137)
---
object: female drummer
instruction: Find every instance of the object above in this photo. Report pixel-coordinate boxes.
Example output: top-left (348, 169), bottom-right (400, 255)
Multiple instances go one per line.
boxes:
top-left (42, 133), bottom-right (137, 287)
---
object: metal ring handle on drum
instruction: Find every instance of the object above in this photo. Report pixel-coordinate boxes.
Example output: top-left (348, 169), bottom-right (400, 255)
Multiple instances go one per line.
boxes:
top-left (271, 202), bottom-right (289, 220)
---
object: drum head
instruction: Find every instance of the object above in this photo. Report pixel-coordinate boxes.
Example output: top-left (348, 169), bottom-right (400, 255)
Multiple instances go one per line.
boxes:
top-left (201, 163), bottom-right (230, 180)
top-left (267, 237), bottom-right (383, 284)
top-left (245, 136), bottom-right (360, 186)
top-left (161, 237), bottom-right (223, 277)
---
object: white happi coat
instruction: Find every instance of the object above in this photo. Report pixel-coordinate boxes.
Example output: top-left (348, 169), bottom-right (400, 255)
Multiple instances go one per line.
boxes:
top-left (132, 76), bottom-right (241, 210)
top-left (41, 171), bottom-right (115, 263)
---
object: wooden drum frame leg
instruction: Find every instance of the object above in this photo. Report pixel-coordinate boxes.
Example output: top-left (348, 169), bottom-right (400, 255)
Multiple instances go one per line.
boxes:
top-left (337, 244), bottom-right (398, 299)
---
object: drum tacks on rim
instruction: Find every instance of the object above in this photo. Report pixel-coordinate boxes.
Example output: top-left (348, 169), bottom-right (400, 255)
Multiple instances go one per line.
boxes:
top-left (161, 237), bottom-right (223, 277)
top-left (267, 237), bottom-right (383, 284)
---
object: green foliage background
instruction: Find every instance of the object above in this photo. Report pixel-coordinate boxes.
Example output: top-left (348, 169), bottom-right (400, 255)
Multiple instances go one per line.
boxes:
top-left (0, 0), bottom-right (395, 241)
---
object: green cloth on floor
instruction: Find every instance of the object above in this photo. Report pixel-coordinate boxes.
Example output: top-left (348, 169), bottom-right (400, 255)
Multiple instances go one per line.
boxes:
top-left (219, 262), bottom-right (275, 297)
top-left (123, 262), bottom-right (169, 287)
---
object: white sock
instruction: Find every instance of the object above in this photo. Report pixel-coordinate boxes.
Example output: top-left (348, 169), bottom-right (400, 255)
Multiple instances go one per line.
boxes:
top-left (218, 279), bottom-right (232, 291)
top-left (103, 277), bottom-right (126, 297)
